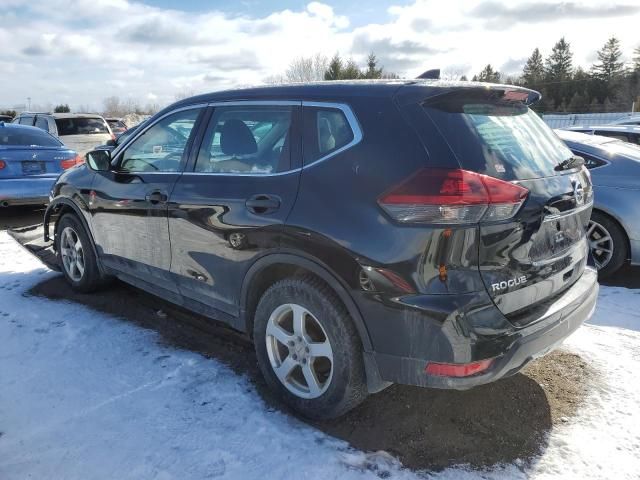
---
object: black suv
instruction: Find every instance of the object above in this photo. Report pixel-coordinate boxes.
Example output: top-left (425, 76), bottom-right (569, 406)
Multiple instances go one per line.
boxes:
top-left (45, 81), bottom-right (598, 419)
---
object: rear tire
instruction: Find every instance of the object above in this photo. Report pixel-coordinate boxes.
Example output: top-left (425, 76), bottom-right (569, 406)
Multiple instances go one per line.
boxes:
top-left (55, 214), bottom-right (104, 292)
top-left (588, 211), bottom-right (628, 279)
top-left (253, 276), bottom-right (368, 420)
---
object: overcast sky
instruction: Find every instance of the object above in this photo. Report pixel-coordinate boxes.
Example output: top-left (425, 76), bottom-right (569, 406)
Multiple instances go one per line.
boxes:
top-left (2, 0), bottom-right (640, 111)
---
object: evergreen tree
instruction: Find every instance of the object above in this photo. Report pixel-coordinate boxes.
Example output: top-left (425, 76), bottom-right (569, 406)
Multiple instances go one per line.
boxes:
top-left (544, 37), bottom-right (574, 108)
top-left (475, 64), bottom-right (501, 83)
top-left (459, 75), bottom-right (468, 81)
top-left (341, 59), bottom-right (362, 79)
top-left (324, 54), bottom-right (343, 80)
top-left (363, 53), bottom-right (383, 79)
top-left (592, 37), bottom-right (625, 82)
top-left (633, 46), bottom-right (640, 72)
top-left (54, 104), bottom-right (70, 113)
top-left (522, 48), bottom-right (545, 87)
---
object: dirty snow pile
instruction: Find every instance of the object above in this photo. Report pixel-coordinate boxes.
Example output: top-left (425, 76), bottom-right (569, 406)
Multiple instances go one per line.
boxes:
top-left (0, 231), bottom-right (638, 480)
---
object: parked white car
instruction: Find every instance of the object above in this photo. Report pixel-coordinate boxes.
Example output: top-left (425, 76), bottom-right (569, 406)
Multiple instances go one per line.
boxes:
top-left (12, 112), bottom-right (114, 156)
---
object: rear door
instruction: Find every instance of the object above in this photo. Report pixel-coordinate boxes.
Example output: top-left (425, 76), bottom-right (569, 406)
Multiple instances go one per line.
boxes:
top-left (89, 106), bottom-right (205, 293)
top-left (410, 89), bottom-right (593, 325)
top-left (168, 102), bottom-right (302, 318)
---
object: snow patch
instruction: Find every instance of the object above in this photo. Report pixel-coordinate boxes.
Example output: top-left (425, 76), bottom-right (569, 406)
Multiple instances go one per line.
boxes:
top-left (0, 231), bottom-right (639, 479)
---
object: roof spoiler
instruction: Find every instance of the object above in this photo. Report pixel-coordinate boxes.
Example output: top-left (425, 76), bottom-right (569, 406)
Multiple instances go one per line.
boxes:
top-left (416, 69), bottom-right (440, 80)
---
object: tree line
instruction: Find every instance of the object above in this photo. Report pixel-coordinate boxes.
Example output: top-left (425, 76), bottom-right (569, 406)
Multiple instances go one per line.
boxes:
top-left (472, 36), bottom-right (640, 113)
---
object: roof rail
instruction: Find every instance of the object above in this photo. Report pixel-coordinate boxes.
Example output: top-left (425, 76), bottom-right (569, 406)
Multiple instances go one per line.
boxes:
top-left (416, 69), bottom-right (440, 80)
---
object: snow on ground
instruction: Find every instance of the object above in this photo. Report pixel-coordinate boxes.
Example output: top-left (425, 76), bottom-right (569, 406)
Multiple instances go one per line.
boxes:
top-left (0, 230), bottom-right (638, 480)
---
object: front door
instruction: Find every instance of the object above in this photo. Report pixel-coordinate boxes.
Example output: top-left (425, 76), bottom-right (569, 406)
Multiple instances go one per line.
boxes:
top-left (90, 107), bottom-right (205, 292)
top-left (168, 102), bottom-right (302, 318)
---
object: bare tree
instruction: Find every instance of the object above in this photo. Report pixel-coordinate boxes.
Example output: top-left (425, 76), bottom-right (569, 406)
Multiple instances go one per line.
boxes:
top-left (284, 53), bottom-right (328, 83)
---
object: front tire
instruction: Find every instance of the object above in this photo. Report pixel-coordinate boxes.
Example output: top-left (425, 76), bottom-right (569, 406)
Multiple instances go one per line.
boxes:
top-left (253, 276), bottom-right (368, 419)
top-left (55, 214), bottom-right (104, 292)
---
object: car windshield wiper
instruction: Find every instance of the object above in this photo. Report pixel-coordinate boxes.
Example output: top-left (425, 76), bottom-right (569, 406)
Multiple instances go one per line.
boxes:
top-left (555, 155), bottom-right (584, 171)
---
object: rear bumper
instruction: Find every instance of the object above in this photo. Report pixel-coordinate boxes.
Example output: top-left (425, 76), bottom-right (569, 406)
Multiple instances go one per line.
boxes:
top-left (370, 267), bottom-right (598, 389)
top-left (0, 177), bottom-right (56, 206)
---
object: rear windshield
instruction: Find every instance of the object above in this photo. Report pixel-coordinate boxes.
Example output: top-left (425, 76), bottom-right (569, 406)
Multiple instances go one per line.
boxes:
top-left (423, 91), bottom-right (573, 180)
top-left (55, 117), bottom-right (109, 135)
top-left (0, 128), bottom-right (62, 147)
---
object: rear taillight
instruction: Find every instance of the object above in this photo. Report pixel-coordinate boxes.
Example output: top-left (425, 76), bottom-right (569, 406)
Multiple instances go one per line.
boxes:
top-left (0, 160), bottom-right (5, 170)
top-left (378, 168), bottom-right (528, 224)
top-left (61, 154), bottom-right (85, 170)
top-left (110, 133), bottom-right (116, 141)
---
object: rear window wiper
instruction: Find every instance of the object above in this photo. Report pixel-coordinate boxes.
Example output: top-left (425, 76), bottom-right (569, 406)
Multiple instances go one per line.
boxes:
top-left (555, 155), bottom-right (584, 171)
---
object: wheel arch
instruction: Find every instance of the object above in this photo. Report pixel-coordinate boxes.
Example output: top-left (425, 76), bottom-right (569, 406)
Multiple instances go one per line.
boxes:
top-left (44, 198), bottom-right (105, 274)
top-left (239, 253), bottom-right (373, 353)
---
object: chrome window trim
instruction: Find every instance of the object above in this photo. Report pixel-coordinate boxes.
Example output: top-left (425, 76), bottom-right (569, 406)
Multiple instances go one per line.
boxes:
top-left (301, 101), bottom-right (363, 169)
top-left (207, 100), bottom-right (302, 107)
top-left (112, 100), bottom-right (363, 177)
top-left (182, 168), bottom-right (303, 178)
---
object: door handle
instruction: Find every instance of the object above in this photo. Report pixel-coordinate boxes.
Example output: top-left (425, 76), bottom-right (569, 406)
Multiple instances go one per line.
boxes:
top-left (246, 194), bottom-right (281, 214)
top-left (145, 190), bottom-right (168, 204)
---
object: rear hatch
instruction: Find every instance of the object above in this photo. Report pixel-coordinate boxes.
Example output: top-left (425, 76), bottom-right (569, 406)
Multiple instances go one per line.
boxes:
top-left (401, 87), bottom-right (593, 326)
top-left (55, 117), bottom-right (113, 156)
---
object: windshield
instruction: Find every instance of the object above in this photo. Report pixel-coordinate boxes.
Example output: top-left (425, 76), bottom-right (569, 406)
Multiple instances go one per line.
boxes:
top-left (423, 92), bottom-right (573, 180)
top-left (55, 117), bottom-right (110, 135)
top-left (0, 128), bottom-right (62, 147)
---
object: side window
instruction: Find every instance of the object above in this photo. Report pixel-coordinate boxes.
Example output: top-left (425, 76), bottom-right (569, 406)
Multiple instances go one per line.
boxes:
top-left (19, 115), bottom-right (34, 126)
top-left (595, 131), bottom-right (628, 142)
top-left (195, 105), bottom-right (293, 174)
top-left (303, 106), bottom-right (355, 165)
top-left (573, 151), bottom-right (606, 169)
top-left (35, 116), bottom-right (49, 132)
top-left (120, 108), bottom-right (201, 173)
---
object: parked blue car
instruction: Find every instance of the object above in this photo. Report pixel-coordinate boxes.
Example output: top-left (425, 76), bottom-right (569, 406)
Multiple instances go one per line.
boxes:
top-left (0, 122), bottom-right (82, 207)
top-left (556, 129), bottom-right (640, 277)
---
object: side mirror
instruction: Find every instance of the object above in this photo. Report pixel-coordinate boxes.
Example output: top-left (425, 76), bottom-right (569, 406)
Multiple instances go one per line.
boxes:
top-left (86, 149), bottom-right (112, 171)
top-left (105, 139), bottom-right (117, 147)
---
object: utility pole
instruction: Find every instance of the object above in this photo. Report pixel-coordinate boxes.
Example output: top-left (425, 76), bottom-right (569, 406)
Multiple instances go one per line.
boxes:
top-left (27, 97), bottom-right (31, 111)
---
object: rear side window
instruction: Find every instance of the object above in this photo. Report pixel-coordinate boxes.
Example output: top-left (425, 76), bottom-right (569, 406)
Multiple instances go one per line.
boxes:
top-left (572, 151), bottom-right (607, 169)
top-left (55, 117), bottom-right (109, 135)
top-left (35, 116), bottom-right (49, 131)
top-left (422, 90), bottom-right (573, 180)
top-left (303, 106), bottom-right (354, 165)
top-left (18, 115), bottom-right (34, 126)
top-left (0, 128), bottom-right (62, 147)
top-left (196, 105), bottom-right (293, 174)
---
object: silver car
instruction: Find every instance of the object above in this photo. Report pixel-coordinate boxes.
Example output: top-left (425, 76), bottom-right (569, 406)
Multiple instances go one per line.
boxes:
top-left (556, 129), bottom-right (640, 277)
top-left (564, 125), bottom-right (640, 146)
top-left (12, 112), bottom-right (114, 157)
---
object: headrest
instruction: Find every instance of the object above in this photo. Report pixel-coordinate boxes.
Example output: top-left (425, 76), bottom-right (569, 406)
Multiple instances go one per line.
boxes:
top-left (220, 119), bottom-right (257, 156)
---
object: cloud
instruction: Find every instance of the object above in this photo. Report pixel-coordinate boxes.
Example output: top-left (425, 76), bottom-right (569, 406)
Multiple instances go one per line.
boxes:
top-left (500, 57), bottom-right (527, 76)
top-left (118, 16), bottom-right (202, 46)
top-left (472, 1), bottom-right (640, 27)
top-left (188, 50), bottom-right (261, 71)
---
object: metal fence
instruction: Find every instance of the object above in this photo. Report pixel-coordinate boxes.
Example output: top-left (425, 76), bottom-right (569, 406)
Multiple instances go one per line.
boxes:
top-left (542, 112), bottom-right (636, 128)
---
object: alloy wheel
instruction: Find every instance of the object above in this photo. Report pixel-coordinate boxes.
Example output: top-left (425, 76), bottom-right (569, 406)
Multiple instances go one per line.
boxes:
top-left (60, 226), bottom-right (85, 282)
top-left (587, 220), bottom-right (614, 270)
top-left (265, 303), bottom-right (334, 399)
